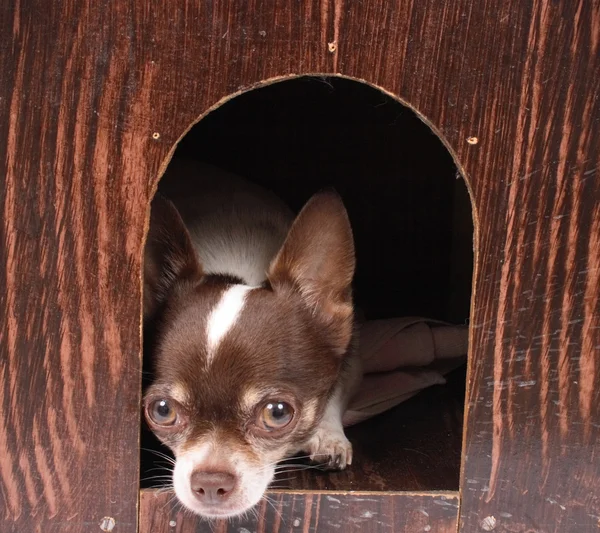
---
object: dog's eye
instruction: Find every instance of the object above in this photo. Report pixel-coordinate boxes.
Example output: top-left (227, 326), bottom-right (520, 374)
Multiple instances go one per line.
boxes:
top-left (259, 401), bottom-right (294, 431)
top-left (147, 399), bottom-right (178, 427)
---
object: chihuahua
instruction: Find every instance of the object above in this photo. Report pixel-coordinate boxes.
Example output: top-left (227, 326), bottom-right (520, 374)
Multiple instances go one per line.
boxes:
top-left (143, 159), bottom-right (361, 519)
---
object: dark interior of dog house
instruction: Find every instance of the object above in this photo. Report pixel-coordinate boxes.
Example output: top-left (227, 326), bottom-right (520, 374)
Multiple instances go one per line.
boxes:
top-left (141, 76), bottom-right (473, 492)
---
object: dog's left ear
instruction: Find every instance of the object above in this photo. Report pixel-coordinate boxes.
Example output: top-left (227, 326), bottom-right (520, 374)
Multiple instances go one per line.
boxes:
top-left (268, 190), bottom-right (355, 355)
top-left (143, 193), bottom-right (202, 320)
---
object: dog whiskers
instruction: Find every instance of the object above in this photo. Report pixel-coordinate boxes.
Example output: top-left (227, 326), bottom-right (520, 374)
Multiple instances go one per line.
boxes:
top-left (142, 447), bottom-right (176, 464)
top-left (262, 495), bottom-right (283, 520)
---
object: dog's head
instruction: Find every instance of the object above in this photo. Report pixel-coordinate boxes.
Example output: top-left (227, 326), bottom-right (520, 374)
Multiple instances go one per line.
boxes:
top-left (143, 190), bottom-right (355, 518)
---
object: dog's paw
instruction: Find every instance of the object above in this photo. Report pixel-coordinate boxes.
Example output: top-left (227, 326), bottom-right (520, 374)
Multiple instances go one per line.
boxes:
top-left (304, 426), bottom-right (353, 470)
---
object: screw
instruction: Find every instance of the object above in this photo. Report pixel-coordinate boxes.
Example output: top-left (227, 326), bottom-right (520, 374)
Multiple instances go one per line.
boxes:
top-left (99, 517), bottom-right (116, 532)
top-left (480, 516), bottom-right (497, 531)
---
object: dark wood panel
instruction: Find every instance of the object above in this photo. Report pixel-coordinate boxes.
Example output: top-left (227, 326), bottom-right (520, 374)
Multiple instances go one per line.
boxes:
top-left (1, 0), bottom-right (598, 532)
top-left (0, 1), bottom-right (149, 533)
top-left (139, 489), bottom-right (459, 533)
top-left (454, 1), bottom-right (600, 531)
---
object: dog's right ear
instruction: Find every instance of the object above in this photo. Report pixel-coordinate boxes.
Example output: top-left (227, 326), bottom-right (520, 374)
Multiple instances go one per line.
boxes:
top-left (268, 190), bottom-right (355, 356)
top-left (143, 194), bottom-right (201, 319)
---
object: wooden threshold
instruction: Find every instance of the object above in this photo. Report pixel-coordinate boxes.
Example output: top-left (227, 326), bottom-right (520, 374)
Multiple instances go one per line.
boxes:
top-left (139, 489), bottom-right (459, 533)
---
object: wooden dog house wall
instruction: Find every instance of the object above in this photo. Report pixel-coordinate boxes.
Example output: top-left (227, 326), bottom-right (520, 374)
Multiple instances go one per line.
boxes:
top-left (1, 2), bottom-right (598, 533)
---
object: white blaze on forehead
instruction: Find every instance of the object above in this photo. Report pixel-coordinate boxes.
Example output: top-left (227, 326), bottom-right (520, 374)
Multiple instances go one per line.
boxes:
top-left (206, 285), bottom-right (253, 358)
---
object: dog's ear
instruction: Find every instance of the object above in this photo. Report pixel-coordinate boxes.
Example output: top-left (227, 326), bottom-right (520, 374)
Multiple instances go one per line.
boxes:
top-left (144, 194), bottom-right (202, 319)
top-left (268, 190), bottom-right (355, 355)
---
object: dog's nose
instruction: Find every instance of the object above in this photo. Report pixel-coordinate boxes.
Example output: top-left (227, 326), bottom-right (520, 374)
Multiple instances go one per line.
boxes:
top-left (190, 471), bottom-right (236, 503)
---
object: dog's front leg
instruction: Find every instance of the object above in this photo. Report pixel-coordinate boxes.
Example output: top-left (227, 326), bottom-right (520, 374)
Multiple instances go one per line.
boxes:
top-left (303, 349), bottom-right (362, 470)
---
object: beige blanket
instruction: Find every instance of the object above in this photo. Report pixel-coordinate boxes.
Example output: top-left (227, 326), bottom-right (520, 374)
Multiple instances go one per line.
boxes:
top-left (343, 317), bottom-right (468, 426)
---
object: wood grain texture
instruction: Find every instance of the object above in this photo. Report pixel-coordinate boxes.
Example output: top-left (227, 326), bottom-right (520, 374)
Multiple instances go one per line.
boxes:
top-left (456, 2), bottom-right (600, 531)
top-left (139, 489), bottom-right (459, 533)
top-left (1, 1), bottom-right (598, 532)
top-left (0, 1), bottom-right (151, 532)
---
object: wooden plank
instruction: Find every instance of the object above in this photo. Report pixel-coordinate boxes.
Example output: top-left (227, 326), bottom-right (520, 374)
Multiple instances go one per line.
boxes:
top-left (0, 2), bottom-right (149, 532)
top-left (139, 489), bottom-right (459, 533)
top-left (452, 2), bottom-right (600, 531)
top-left (1, 0), bottom-right (598, 532)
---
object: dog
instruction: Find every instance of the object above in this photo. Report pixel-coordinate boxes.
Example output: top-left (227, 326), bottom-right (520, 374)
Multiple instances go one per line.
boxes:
top-left (143, 158), bottom-right (361, 519)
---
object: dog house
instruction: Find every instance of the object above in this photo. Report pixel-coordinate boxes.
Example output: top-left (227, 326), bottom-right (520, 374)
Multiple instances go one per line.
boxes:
top-left (1, 2), bottom-right (598, 533)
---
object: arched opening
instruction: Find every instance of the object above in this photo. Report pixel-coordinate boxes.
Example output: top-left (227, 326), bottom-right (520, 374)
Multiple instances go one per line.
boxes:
top-left (141, 76), bottom-right (473, 493)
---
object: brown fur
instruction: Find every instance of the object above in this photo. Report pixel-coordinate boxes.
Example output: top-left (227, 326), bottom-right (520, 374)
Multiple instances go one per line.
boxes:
top-left (147, 283), bottom-right (343, 450)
